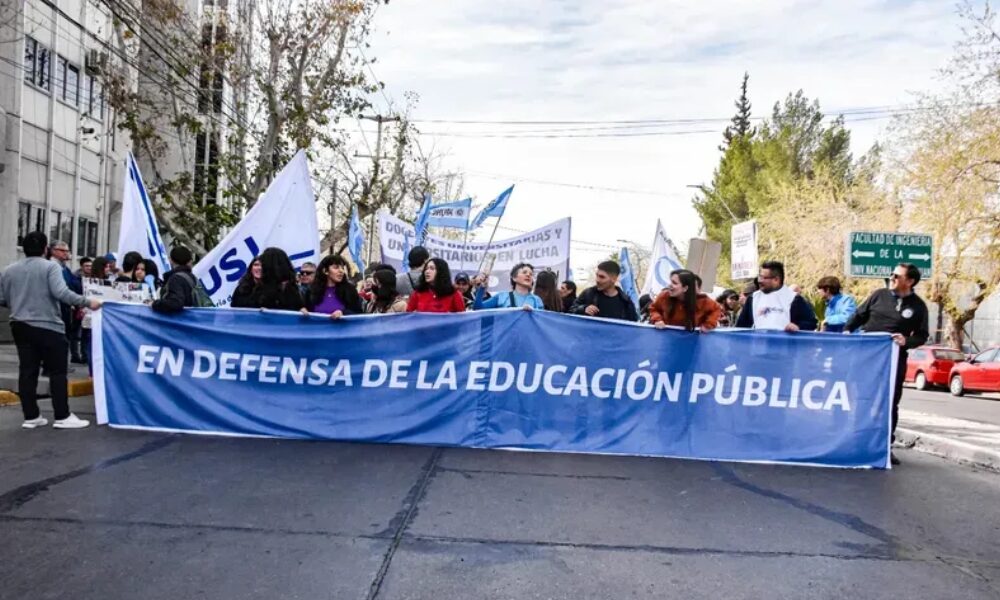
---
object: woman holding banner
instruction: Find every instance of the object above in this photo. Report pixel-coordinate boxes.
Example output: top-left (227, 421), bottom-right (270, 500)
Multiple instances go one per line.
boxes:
top-left (472, 263), bottom-right (544, 311)
top-left (406, 258), bottom-right (466, 313)
top-left (231, 248), bottom-right (304, 311)
top-left (302, 255), bottom-right (363, 319)
top-left (649, 269), bottom-right (722, 332)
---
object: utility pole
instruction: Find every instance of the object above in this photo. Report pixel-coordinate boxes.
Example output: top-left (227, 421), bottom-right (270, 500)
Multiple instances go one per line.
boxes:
top-left (356, 114), bottom-right (401, 264)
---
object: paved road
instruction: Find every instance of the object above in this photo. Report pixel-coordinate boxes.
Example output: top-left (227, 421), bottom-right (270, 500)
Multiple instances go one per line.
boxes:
top-left (1, 399), bottom-right (999, 599)
top-left (902, 387), bottom-right (1000, 426)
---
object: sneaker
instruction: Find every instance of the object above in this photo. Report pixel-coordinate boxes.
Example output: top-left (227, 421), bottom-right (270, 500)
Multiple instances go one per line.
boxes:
top-left (22, 416), bottom-right (49, 429)
top-left (53, 413), bottom-right (90, 429)
top-left (890, 452), bottom-right (901, 466)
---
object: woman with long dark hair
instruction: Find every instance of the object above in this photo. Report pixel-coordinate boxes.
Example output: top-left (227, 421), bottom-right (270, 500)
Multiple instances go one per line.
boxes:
top-left (231, 247), bottom-right (304, 310)
top-left (406, 258), bottom-right (465, 313)
top-left (366, 269), bottom-right (408, 314)
top-left (715, 289), bottom-right (741, 327)
top-left (89, 257), bottom-right (110, 282)
top-left (533, 270), bottom-right (563, 312)
top-left (648, 269), bottom-right (721, 332)
top-left (302, 254), bottom-right (362, 319)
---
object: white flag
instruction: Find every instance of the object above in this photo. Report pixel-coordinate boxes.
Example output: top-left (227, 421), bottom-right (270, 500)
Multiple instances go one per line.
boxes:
top-left (193, 150), bottom-right (320, 307)
top-left (117, 152), bottom-right (170, 277)
top-left (641, 219), bottom-right (684, 297)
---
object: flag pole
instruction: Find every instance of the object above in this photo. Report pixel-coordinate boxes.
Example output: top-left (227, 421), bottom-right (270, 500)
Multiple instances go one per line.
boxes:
top-left (476, 215), bottom-right (503, 274)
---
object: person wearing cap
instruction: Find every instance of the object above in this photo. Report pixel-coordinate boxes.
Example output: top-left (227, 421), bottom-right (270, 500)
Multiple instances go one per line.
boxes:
top-left (816, 276), bottom-right (856, 333)
top-left (104, 252), bottom-right (119, 277)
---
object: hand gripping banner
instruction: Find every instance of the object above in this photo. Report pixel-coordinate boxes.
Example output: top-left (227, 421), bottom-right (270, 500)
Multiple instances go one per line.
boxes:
top-left (93, 304), bottom-right (895, 468)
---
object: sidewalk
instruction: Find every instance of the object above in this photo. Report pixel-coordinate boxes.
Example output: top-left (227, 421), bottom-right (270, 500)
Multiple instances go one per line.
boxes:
top-left (897, 410), bottom-right (1000, 473)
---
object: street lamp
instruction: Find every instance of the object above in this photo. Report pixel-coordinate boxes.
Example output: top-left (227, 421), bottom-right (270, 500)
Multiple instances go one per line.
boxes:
top-left (686, 184), bottom-right (738, 221)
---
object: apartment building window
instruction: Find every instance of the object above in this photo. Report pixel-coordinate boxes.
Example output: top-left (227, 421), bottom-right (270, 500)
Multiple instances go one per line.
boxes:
top-left (24, 36), bottom-right (51, 90)
top-left (56, 55), bottom-right (81, 106)
top-left (198, 21), bottom-right (227, 114)
top-left (49, 210), bottom-right (72, 245)
top-left (17, 202), bottom-right (46, 246)
top-left (85, 74), bottom-right (105, 120)
top-left (77, 218), bottom-right (98, 257)
top-left (193, 131), bottom-right (220, 205)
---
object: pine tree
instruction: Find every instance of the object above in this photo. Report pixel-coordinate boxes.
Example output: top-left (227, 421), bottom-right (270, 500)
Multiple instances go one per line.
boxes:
top-left (721, 72), bottom-right (753, 150)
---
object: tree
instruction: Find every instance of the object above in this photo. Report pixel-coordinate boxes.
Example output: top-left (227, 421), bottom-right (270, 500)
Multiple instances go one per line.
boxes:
top-left (720, 72), bottom-right (753, 150)
top-left (101, 0), bottom-right (387, 254)
top-left (888, 1), bottom-right (1000, 349)
top-left (694, 85), bottom-right (855, 287)
top-left (755, 160), bottom-right (898, 302)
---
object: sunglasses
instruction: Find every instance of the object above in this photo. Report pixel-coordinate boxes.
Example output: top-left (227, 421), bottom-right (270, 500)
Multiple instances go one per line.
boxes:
top-left (300, 270), bottom-right (315, 276)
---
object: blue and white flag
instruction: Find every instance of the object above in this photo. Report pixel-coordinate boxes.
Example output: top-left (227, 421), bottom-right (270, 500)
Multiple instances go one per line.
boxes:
top-left (470, 185), bottom-right (514, 230)
top-left (426, 198), bottom-right (472, 230)
top-left (348, 205), bottom-right (365, 274)
top-left (193, 150), bottom-right (320, 306)
top-left (414, 194), bottom-right (432, 245)
top-left (117, 152), bottom-right (169, 277)
top-left (619, 247), bottom-right (640, 308)
top-left (642, 219), bottom-right (685, 297)
top-left (94, 304), bottom-right (896, 469)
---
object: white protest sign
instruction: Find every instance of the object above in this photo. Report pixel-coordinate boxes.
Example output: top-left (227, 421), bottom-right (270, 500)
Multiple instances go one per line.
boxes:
top-left (731, 220), bottom-right (759, 280)
top-left (378, 210), bottom-right (571, 292)
top-left (82, 278), bottom-right (154, 328)
top-left (193, 150), bottom-right (320, 307)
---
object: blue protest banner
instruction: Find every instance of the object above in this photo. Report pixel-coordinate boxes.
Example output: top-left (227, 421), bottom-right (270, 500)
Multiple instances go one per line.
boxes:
top-left (93, 304), bottom-right (894, 468)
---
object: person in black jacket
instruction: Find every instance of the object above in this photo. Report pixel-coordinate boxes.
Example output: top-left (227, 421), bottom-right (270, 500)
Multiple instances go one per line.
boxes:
top-left (230, 247), bottom-right (304, 311)
top-left (845, 263), bottom-right (929, 464)
top-left (152, 247), bottom-right (198, 313)
top-left (570, 261), bottom-right (638, 322)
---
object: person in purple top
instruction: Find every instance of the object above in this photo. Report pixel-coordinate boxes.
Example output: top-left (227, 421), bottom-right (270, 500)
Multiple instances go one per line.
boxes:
top-left (301, 254), bottom-right (362, 319)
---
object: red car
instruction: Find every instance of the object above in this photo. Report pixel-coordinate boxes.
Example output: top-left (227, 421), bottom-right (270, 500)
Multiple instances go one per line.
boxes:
top-left (906, 346), bottom-right (966, 391)
top-left (949, 346), bottom-right (1000, 396)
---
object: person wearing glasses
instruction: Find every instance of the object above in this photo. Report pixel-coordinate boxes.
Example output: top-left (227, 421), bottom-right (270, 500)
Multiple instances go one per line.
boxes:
top-left (845, 263), bottom-right (929, 465)
top-left (735, 260), bottom-right (817, 332)
top-left (298, 261), bottom-right (316, 298)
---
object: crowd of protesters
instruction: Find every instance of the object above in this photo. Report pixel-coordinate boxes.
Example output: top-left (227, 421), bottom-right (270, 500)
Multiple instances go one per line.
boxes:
top-left (0, 233), bottom-right (928, 464)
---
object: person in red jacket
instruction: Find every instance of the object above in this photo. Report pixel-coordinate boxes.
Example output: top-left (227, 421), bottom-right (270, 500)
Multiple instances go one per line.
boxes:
top-left (649, 269), bottom-right (722, 332)
top-left (406, 258), bottom-right (466, 313)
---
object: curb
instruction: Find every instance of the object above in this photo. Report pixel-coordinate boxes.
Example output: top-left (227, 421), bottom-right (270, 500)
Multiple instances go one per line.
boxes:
top-left (68, 378), bottom-right (93, 397)
top-left (895, 427), bottom-right (1000, 473)
top-left (0, 390), bottom-right (18, 406)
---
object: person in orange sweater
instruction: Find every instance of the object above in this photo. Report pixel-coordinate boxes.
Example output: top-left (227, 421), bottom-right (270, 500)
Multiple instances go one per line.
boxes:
top-left (649, 269), bottom-right (722, 332)
top-left (406, 258), bottom-right (467, 313)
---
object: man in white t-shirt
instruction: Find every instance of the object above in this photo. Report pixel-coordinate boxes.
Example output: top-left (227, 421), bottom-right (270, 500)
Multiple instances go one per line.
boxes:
top-left (735, 261), bottom-right (817, 332)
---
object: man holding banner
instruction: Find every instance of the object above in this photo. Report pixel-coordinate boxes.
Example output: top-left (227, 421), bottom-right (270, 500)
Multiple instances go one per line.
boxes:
top-left (570, 261), bottom-right (638, 322)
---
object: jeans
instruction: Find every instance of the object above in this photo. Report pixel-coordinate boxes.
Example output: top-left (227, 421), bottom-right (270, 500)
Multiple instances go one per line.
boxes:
top-left (10, 321), bottom-right (71, 420)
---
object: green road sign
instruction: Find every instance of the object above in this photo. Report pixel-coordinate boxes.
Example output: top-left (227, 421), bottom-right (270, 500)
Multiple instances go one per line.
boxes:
top-left (845, 231), bottom-right (933, 279)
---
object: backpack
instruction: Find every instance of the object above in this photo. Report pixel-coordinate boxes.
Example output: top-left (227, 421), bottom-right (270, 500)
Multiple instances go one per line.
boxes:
top-left (174, 272), bottom-right (215, 308)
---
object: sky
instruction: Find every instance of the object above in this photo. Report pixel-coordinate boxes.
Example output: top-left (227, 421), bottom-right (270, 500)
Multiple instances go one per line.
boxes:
top-left (362, 0), bottom-right (965, 280)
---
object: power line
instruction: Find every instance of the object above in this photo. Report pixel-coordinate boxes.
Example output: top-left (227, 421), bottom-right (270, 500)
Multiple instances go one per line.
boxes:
top-left (466, 170), bottom-right (685, 197)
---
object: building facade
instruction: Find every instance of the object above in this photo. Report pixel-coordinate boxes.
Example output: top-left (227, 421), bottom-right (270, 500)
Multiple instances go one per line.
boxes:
top-left (0, 0), bottom-right (132, 271)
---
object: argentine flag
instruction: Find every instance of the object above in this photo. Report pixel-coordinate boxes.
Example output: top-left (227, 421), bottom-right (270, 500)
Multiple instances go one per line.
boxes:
top-left (470, 185), bottom-right (514, 230)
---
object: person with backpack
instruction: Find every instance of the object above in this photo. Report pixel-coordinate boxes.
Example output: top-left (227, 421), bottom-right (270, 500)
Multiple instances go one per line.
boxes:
top-left (152, 247), bottom-right (208, 313)
top-left (471, 262), bottom-right (544, 310)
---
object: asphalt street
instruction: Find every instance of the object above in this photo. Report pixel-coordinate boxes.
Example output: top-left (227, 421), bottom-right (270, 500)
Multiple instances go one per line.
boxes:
top-left (902, 387), bottom-right (1000, 426)
top-left (1, 398), bottom-right (999, 600)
